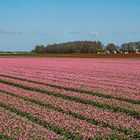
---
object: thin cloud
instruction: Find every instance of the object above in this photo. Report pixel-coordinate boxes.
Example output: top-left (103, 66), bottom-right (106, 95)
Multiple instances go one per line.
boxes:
top-left (113, 30), bottom-right (140, 35)
top-left (0, 30), bottom-right (24, 35)
top-left (88, 32), bottom-right (102, 36)
top-left (69, 31), bottom-right (85, 34)
top-left (127, 31), bottom-right (140, 34)
top-left (69, 31), bottom-right (102, 37)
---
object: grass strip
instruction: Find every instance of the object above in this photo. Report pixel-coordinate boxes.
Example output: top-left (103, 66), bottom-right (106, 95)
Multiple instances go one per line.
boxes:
top-left (0, 73), bottom-right (139, 105)
top-left (0, 79), bottom-right (139, 120)
top-left (0, 89), bottom-right (140, 139)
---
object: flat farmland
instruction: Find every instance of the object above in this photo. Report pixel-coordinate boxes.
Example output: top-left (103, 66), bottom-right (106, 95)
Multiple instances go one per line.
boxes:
top-left (0, 58), bottom-right (140, 139)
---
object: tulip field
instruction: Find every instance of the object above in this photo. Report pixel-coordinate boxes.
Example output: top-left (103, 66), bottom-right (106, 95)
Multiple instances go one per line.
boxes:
top-left (0, 58), bottom-right (140, 140)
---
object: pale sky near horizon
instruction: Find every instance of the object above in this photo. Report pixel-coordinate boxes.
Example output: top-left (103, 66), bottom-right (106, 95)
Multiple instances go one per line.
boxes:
top-left (0, 0), bottom-right (140, 51)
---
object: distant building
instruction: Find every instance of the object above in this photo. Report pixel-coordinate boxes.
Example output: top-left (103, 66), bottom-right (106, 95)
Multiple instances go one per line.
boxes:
top-left (121, 41), bottom-right (140, 53)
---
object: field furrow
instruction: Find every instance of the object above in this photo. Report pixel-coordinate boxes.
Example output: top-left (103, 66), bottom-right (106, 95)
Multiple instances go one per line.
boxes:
top-left (0, 92), bottom-right (128, 139)
top-left (0, 107), bottom-right (65, 139)
top-left (0, 77), bottom-right (140, 120)
top-left (0, 74), bottom-right (139, 118)
top-left (0, 73), bottom-right (140, 105)
top-left (0, 58), bottom-right (139, 139)
top-left (0, 82), bottom-right (140, 135)
top-left (0, 69), bottom-right (139, 101)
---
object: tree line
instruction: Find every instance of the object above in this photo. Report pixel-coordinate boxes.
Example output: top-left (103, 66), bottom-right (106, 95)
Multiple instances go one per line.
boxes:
top-left (32, 41), bottom-right (140, 54)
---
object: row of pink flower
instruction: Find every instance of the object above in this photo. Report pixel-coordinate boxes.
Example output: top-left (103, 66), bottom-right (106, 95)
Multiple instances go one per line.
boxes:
top-left (0, 66), bottom-right (139, 94)
top-left (0, 107), bottom-right (64, 139)
top-left (1, 58), bottom-right (139, 85)
top-left (0, 92), bottom-right (125, 139)
top-left (0, 75), bottom-right (139, 112)
top-left (1, 63), bottom-right (139, 90)
top-left (0, 66), bottom-right (139, 100)
top-left (1, 62), bottom-right (139, 92)
top-left (0, 82), bottom-right (139, 132)
top-left (0, 70), bottom-right (140, 100)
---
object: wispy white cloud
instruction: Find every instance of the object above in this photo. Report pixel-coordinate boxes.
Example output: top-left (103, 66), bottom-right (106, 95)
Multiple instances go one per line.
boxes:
top-left (69, 31), bottom-right (85, 34)
top-left (113, 30), bottom-right (140, 35)
top-left (88, 32), bottom-right (102, 36)
top-left (69, 31), bottom-right (102, 37)
top-left (0, 30), bottom-right (24, 35)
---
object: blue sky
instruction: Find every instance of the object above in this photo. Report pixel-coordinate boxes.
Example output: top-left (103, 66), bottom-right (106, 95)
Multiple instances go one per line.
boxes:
top-left (0, 0), bottom-right (140, 51)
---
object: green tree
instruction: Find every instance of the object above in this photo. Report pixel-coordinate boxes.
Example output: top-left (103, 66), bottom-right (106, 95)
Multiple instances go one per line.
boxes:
top-left (105, 43), bottom-right (118, 54)
top-left (34, 45), bottom-right (46, 53)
